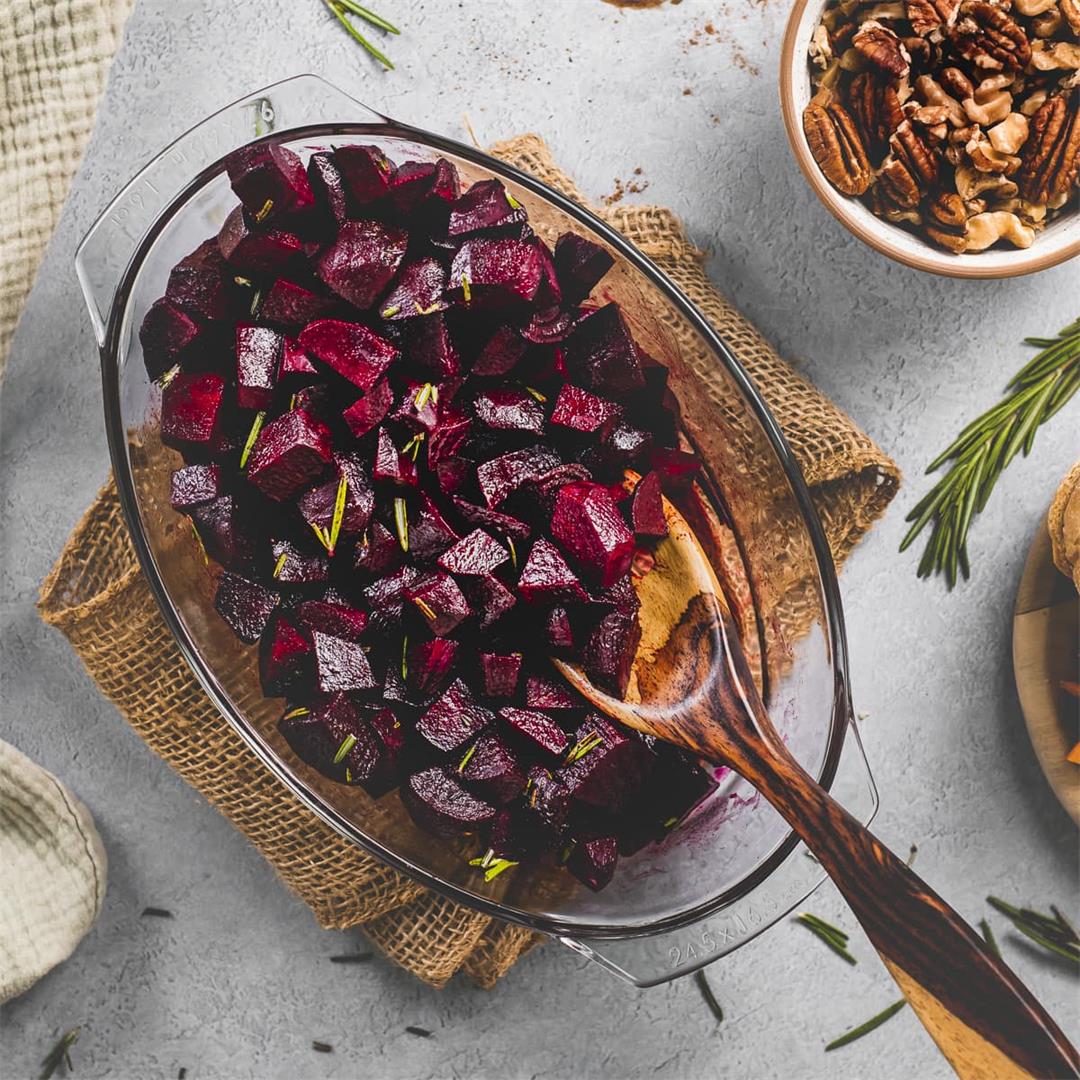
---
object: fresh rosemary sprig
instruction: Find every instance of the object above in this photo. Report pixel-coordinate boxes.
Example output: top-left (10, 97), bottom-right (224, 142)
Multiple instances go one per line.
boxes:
top-left (902, 317), bottom-right (1080, 588)
top-left (694, 970), bottom-right (724, 1024)
top-left (322, 0), bottom-right (398, 69)
top-left (39, 1028), bottom-right (80, 1080)
top-left (986, 896), bottom-right (1080, 966)
top-left (825, 1000), bottom-right (907, 1051)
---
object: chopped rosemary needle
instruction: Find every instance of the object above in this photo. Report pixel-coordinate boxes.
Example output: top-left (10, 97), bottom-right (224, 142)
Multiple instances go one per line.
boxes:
top-left (413, 596), bottom-right (437, 621)
top-left (239, 410), bottom-right (266, 469)
top-left (401, 635), bottom-right (409, 680)
top-left (825, 1000), bottom-right (907, 1051)
top-left (158, 364), bottom-right (180, 389)
top-left (414, 382), bottom-right (435, 410)
top-left (505, 535), bottom-right (517, 568)
top-left (405, 1026), bottom-right (432, 1037)
top-left (253, 198), bottom-right (274, 222)
top-left (694, 970), bottom-right (724, 1024)
top-left (283, 706), bottom-right (310, 720)
top-left (522, 384), bottom-right (547, 403)
top-left (141, 906), bottom-right (174, 918)
top-left (979, 918), bottom-right (1001, 959)
top-left (329, 952), bottom-right (373, 963)
top-left (460, 274), bottom-right (472, 303)
top-left (393, 497), bottom-right (409, 551)
top-left (380, 304), bottom-right (401, 318)
top-left (39, 1027), bottom-right (80, 1080)
top-left (466, 854), bottom-right (518, 882)
top-left (333, 734), bottom-right (357, 764)
top-left (414, 301), bottom-right (441, 316)
top-left (458, 742), bottom-right (477, 773)
top-left (190, 522), bottom-right (209, 565)
top-left (328, 473), bottom-right (349, 555)
top-left (565, 731), bottom-right (603, 764)
top-left (505, 191), bottom-right (523, 210)
top-left (794, 912), bottom-right (857, 965)
top-left (311, 1040), bottom-right (333, 1053)
top-left (272, 552), bottom-right (288, 579)
top-left (310, 521), bottom-right (332, 552)
top-left (986, 896), bottom-right (1080, 966)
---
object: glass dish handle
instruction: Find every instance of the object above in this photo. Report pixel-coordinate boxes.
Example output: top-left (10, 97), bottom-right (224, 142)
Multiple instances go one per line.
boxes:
top-left (75, 73), bottom-right (386, 348)
top-left (558, 716), bottom-right (879, 987)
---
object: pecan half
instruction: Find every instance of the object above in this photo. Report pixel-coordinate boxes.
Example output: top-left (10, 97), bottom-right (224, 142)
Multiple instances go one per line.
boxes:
top-left (854, 20), bottom-right (913, 77)
top-left (880, 155), bottom-right (924, 206)
top-left (1016, 92), bottom-right (1080, 201)
top-left (803, 93), bottom-right (875, 195)
top-left (892, 118), bottom-right (941, 185)
top-left (907, 0), bottom-right (961, 35)
top-left (947, 2), bottom-right (1031, 72)
top-left (849, 71), bottom-right (906, 155)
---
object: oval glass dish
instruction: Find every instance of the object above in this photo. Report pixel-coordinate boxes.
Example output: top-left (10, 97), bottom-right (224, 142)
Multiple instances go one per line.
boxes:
top-left (77, 74), bottom-right (877, 986)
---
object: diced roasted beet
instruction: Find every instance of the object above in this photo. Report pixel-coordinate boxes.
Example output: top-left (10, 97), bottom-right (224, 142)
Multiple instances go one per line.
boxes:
top-left (140, 298), bottom-right (203, 379)
top-left (363, 708), bottom-right (406, 796)
top-left (402, 767), bottom-right (496, 839)
top-left (217, 207), bottom-right (303, 275)
top-left (270, 537), bottom-right (330, 585)
top-left (437, 528), bottom-right (508, 577)
top-left (449, 497), bottom-right (532, 542)
top-left (479, 652), bottom-right (522, 698)
top-left (517, 538), bottom-right (588, 605)
top-left (559, 715), bottom-right (652, 814)
top-left (258, 279), bottom-right (336, 329)
top-left (448, 179), bottom-right (527, 237)
top-left (488, 807), bottom-right (548, 860)
top-left (342, 377), bottom-right (394, 438)
top-left (290, 383), bottom-right (334, 425)
top-left (545, 607), bottom-right (575, 653)
top-left (606, 422), bottom-right (653, 466)
top-left (563, 304), bottom-right (645, 396)
top-left (387, 160), bottom-right (436, 213)
top-left (166, 240), bottom-right (234, 322)
top-left (362, 564), bottom-right (419, 637)
top-left (429, 158), bottom-right (461, 203)
top-left (473, 388), bottom-right (545, 435)
top-left (582, 609), bottom-right (641, 698)
top-left (379, 257), bottom-right (448, 320)
top-left (246, 409), bottom-right (333, 501)
top-left (416, 678), bottom-right (493, 754)
top-left (334, 144), bottom-right (394, 204)
top-left (404, 314), bottom-right (460, 380)
top-left (390, 379), bottom-right (440, 434)
top-left (427, 410), bottom-right (472, 469)
top-left (352, 521), bottom-right (402, 576)
top-left (279, 337), bottom-right (317, 380)
top-left (235, 324), bottom-right (282, 410)
top-left (170, 463), bottom-right (222, 510)
top-left (553, 233), bottom-right (615, 305)
top-left (477, 445), bottom-right (561, 508)
top-left (460, 574), bottom-right (516, 629)
top-left (316, 219), bottom-right (408, 309)
top-left (213, 571), bottom-right (279, 643)
top-left (567, 836), bottom-right (619, 892)
top-left (550, 384), bottom-right (622, 440)
top-left (473, 325), bottom-right (527, 377)
top-left (650, 446), bottom-right (701, 490)
top-left (373, 427), bottom-right (418, 487)
top-left (450, 238), bottom-right (545, 305)
top-left (224, 142), bottom-right (314, 222)
top-left (278, 692), bottom-right (378, 785)
top-left (551, 482), bottom-right (634, 589)
top-left (298, 319), bottom-right (398, 391)
top-left (312, 630), bottom-right (377, 693)
top-left (525, 673), bottom-right (583, 712)
top-left (498, 706), bottom-right (569, 758)
top-left (408, 492), bottom-right (461, 561)
top-left (297, 455), bottom-right (375, 544)
top-left (630, 470), bottom-right (667, 538)
top-left (405, 572), bottom-right (470, 637)
top-left (640, 752), bottom-right (718, 839)
top-left (459, 731), bottom-right (525, 804)
top-left (588, 575), bottom-right (641, 619)
top-left (530, 462), bottom-right (594, 508)
top-left (522, 765), bottom-right (571, 832)
top-left (296, 599), bottom-right (368, 643)
top-left (407, 637), bottom-right (461, 697)
top-left (306, 152), bottom-right (350, 224)
top-left (190, 495), bottom-right (258, 570)
top-left (520, 305), bottom-right (578, 345)
top-left (161, 371), bottom-right (227, 457)
top-left (259, 612), bottom-right (313, 696)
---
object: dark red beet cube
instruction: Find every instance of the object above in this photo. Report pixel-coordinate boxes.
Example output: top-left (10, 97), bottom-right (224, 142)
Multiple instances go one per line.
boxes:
top-left (523, 765), bottom-right (571, 832)
top-left (427, 411), bottom-right (472, 469)
top-left (630, 471), bottom-right (667, 538)
top-left (559, 715), bottom-right (651, 814)
top-left (553, 233), bottom-right (615, 305)
top-left (563, 304), bottom-right (645, 396)
top-left (306, 152), bottom-right (349, 224)
top-left (312, 630), bottom-right (376, 693)
top-left (297, 455), bottom-right (375, 545)
top-left (416, 678), bottom-right (493, 754)
top-left (518, 538), bottom-right (589, 604)
top-left (650, 446), bottom-right (701, 490)
top-left (407, 636), bottom-right (461, 697)
top-left (140, 298), bottom-right (203, 380)
top-left (605, 422), bottom-right (653, 466)
top-left (259, 613), bottom-right (312, 696)
top-left (316, 219), bottom-right (408, 309)
top-left (408, 492), bottom-right (460, 561)
top-left (450, 239), bottom-right (545, 305)
top-left (430, 158), bottom-right (461, 203)
top-left (387, 160), bottom-right (436, 213)
top-left (582, 609), bottom-right (641, 698)
top-left (217, 206), bottom-right (302, 275)
top-left (279, 336), bottom-right (317, 380)
top-left (259, 279), bottom-right (336, 329)
top-left (161, 371), bottom-right (227, 456)
top-left (460, 574), bottom-right (516, 629)
top-left (278, 692), bottom-right (375, 785)
top-left (379, 257), bottom-right (448, 320)
top-left (391, 379), bottom-right (441, 434)
top-left (296, 599), bottom-right (368, 643)
top-left (498, 706), bottom-right (569, 758)
top-left (402, 767), bottom-right (496, 839)
top-left (342, 376), bottom-right (394, 438)
top-left (459, 731), bottom-right (525, 804)
top-left (334, 144), bottom-right (394, 204)
top-left (235, 324), bottom-right (282, 410)
top-left (473, 325), bottom-right (527, 376)
top-left (170, 463), bottom-right (222, 510)
top-left (190, 495), bottom-right (257, 570)
top-left (269, 537), bottom-right (329, 585)
top-left (448, 179), bottom-right (527, 236)
top-left (479, 652), bottom-right (522, 697)
top-left (290, 383), bottom-right (333, 425)
top-left (404, 314), bottom-right (460, 380)
top-left (550, 384), bottom-right (622, 439)
top-left (551, 481), bottom-right (634, 589)
top-left (166, 240), bottom-right (234, 322)
top-left (567, 836), bottom-right (619, 892)
top-left (473, 388), bottom-right (545, 435)
top-left (524, 673), bottom-right (583, 712)
top-left (477, 446), bottom-right (561, 508)
top-left (373, 427), bottom-right (418, 487)
top-left (224, 142), bottom-right (314, 222)
top-left (298, 318), bottom-right (398, 391)
top-left (450, 498), bottom-right (532, 542)
top-left (545, 607), bottom-right (575, 653)
top-left (213, 571), bottom-right (279, 643)
top-left (437, 529), bottom-right (508, 577)
top-left (362, 564), bottom-right (419, 634)
top-left (352, 521), bottom-right (402, 576)
top-left (246, 409), bottom-right (333, 501)
top-left (520, 305), bottom-right (578, 346)
top-left (405, 572), bottom-right (470, 637)
top-left (363, 707), bottom-right (406, 796)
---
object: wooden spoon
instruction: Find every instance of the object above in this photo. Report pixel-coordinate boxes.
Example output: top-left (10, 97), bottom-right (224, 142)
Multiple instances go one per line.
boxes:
top-left (555, 490), bottom-right (1079, 1079)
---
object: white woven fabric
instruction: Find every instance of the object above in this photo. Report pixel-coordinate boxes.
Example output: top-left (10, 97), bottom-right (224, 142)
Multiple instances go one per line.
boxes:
top-left (0, 0), bottom-right (133, 374)
top-left (0, 740), bottom-right (107, 1003)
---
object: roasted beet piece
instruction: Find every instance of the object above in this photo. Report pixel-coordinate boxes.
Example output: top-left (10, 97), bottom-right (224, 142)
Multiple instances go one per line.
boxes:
top-left (279, 337), bottom-right (317, 380)
top-left (246, 409), bottom-right (333, 501)
top-left (404, 314), bottom-right (460, 380)
top-left (278, 692), bottom-right (377, 785)
top-left (479, 652), bottom-right (522, 698)
top-left (190, 495), bottom-right (258, 570)
top-left (258, 279), bottom-right (336, 329)
top-left (498, 706), bottom-right (569, 758)
top-left (559, 715), bottom-right (652, 814)
top-left (405, 572), bottom-right (471, 637)
top-left (545, 607), bottom-right (575, 653)
top-left (605, 422), bottom-right (653, 467)
top-left (522, 765), bottom-right (571, 832)
top-left (297, 455), bottom-right (375, 544)
top-left (298, 319), bottom-right (398, 391)
top-left (407, 637), bottom-right (461, 697)
top-left (290, 383), bottom-right (334, 425)
top-left (520, 305), bottom-right (578, 345)
top-left (448, 179), bottom-right (527, 236)
top-left (161, 372), bottom-right (227, 457)
top-left (427, 410), bottom-right (472, 469)
top-left (170, 463), bottom-right (222, 510)
top-left (473, 325), bottom-right (527, 377)
top-left (563, 304), bottom-right (645, 396)
top-left (259, 613), bottom-right (312, 696)
top-left (402, 767), bottom-right (496, 839)
top-left (517, 538), bottom-right (588, 605)
top-left (450, 238), bottom-right (545, 305)
top-left (550, 384), bottom-right (622, 440)
top-left (437, 528), bottom-right (508, 577)
top-left (390, 379), bottom-right (441, 434)
top-left (224, 142), bottom-right (314, 222)
top-left (408, 492), bottom-right (460, 561)
top-left (306, 152), bottom-right (349, 224)
top-left (140, 299), bottom-right (203, 379)
top-left (373, 427), bottom-right (419, 487)
top-left (166, 240), bottom-right (234, 322)
top-left (312, 630), bottom-right (377, 693)
top-left (362, 564), bottom-right (419, 635)
top-left (650, 446), bottom-right (701, 490)
top-left (630, 470), bottom-right (667, 538)
top-left (551, 482), bottom-right (634, 589)
top-left (387, 160), bottom-right (436, 213)
top-left (416, 678), bottom-right (493, 753)
top-left (524, 673), bottom-right (583, 712)
top-left (352, 521), bottom-right (402, 576)
top-left (473, 388), bottom-right (545, 435)
top-left (217, 207), bottom-right (303, 275)
top-left (235, 324), bottom-right (282, 410)
top-left (567, 836), bottom-right (619, 892)
top-left (582, 609), bottom-right (641, 698)
top-left (459, 731), bottom-right (525, 804)
top-left (296, 599), bottom-right (368, 643)
top-left (477, 445), bottom-right (561, 508)
top-left (460, 574), bottom-right (516, 629)
top-left (553, 233), bottom-right (615, 305)
top-left (316, 219), bottom-right (408, 309)
top-left (334, 144), bottom-right (394, 204)
top-left (214, 571), bottom-right (279, 644)
top-left (379, 257), bottom-right (448, 320)
top-left (270, 537), bottom-right (330, 585)
top-left (449, 497), bottom-right (532, 542)
top-left (342, 376), bottom-right (394, 438)
top-left (364, 708), bottom-right (406, 796)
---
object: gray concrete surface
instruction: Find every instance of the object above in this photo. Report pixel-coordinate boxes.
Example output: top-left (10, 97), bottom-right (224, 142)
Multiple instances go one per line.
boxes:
top-left (1, 1), bottom-right (1078, 1077)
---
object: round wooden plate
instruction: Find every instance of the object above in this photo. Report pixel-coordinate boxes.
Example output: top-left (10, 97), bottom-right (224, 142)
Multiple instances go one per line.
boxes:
top-left (1012, 513), bottom-right (1080, 825)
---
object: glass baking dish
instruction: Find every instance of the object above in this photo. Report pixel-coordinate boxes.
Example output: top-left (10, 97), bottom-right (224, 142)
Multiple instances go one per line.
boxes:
top-left (76, 74), bottom-right (877, 986)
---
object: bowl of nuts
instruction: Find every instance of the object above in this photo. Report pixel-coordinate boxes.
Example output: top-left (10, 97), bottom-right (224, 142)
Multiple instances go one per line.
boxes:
top-left (780, 0), bottom-right (1080, 276)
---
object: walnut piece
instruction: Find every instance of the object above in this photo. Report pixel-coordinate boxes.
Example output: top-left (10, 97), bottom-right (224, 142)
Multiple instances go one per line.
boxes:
top-left (1061, 0), bottom-right (1080, 34)
top-left (964, 209), bottom-right (1036, 247)
top-left (962, 87), bottom-right (1014, 122)
top-left (854, 20), bottom-right (913, 77)
top-left (810, 25), bottom-right (834, 70)
top-left (1031, 7), bottom-right (1064, 35)
top-left (940, 65), bottom-right (977, 96)
top-left (967, 132), bottom-right (1023, 170)
top-left (803, 93), bottom-right (875, 195)
top-left (1028, 40), bottom-right (1080, 68)
top-left (915, 73), bottom-right (969, 124)
top-left (1013, 0), bottom-right (1057, 14)
top-left (955, 163), bottom-right (1020, 197)
top-left (988, 111), bottom-right (1030, 151)
top-left (1017, 91), bottom-right (1080, 201)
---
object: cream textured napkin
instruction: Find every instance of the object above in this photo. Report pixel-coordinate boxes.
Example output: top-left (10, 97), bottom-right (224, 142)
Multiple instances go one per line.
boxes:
top-left (0, 0), bottom-right (133, 373)
top-left (0, 740), bottom-right (108, 1003)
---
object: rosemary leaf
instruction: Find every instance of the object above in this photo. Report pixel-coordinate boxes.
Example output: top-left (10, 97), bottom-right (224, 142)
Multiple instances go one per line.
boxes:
top-left (979, 918), bottom-right (1001, 959)
top-left (330, 953), bottom-right (373, 963)
top-left (239, 410), bottom-right (266, 470)
top-left (794, 913), bottom-right (857, 965)
top-left (405, 1026), bottom-right (432, 1037)
top-left (986, 896), bottom-right (1080, 966)
top-left (336, 0), bottom-right (401, 33)
top-left (323, 0), bottom-right (395, 69)
top-left (694, 970), bottom-right (724, 1024)
top-left (141, 906), bottom-right (174, 918)
top-left (39, 1028), bottom-right (80, 1080)
top-left (825, 1000), bottom-right (906, 1051)
top-left (328, 472), bottom-right (348, 555)
top-left (312, 1040), bottom-right (333, 1053)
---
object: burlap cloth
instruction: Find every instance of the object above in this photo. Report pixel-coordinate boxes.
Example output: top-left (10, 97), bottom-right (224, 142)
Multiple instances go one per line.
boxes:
top-left (38, 135), bottom-right (900, 987)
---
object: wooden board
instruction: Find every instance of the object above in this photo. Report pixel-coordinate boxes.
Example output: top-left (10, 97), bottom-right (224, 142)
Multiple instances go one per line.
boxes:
top-left (1012, 513), bottom-right (1080, 825)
